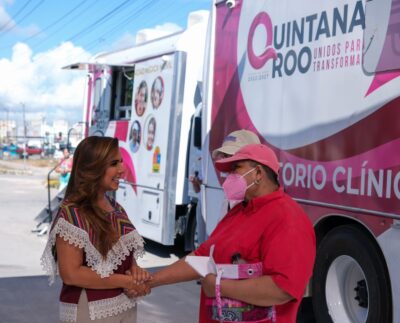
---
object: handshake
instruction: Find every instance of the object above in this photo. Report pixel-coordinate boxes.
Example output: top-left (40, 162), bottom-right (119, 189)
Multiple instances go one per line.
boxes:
top-left (124, 265), bottom-right (153, 298)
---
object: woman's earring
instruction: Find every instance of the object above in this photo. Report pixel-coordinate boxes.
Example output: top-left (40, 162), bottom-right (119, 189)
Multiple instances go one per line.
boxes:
top-left (254, 178), bottom-right (260, 185)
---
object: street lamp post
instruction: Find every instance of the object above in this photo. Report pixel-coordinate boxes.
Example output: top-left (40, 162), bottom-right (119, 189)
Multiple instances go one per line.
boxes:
top-left (67, 121), bottom-right (87, 151)
top-left (21, 103), bottom-right (27, 170)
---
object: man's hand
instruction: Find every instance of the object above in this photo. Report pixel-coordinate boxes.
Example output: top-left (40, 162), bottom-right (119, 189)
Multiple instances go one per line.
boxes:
top-left (201, 273), bottom-right (217, 297)
top-left (124, 280), bottom-right (151, 298)
top-left (124, 267), bottom-right (152, 298)
top-left (189, 173), bottom-right (202, 193)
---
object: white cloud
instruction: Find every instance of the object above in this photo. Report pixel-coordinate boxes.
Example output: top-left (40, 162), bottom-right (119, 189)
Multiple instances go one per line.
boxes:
top-left (110, 32), bottom-right (136, 51)
top-left (0, 5), bottom-right (39, 37)
top-left (0, 41), bottom-right (91, 124)
top-left (0, 5), bottom-right (14, 29)
top-left (108, 22), bottom-right (182, 51)
top-left (109, 22), bottom-right (183, 49)
top-left (135, 22), bottom-right (182, 44)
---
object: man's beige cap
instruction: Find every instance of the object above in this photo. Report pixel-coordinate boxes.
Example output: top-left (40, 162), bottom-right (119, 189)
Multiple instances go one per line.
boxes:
top-left (215, 143), bottom-right (280, 174)
top-left (212, 129), bottom-right (261, 158)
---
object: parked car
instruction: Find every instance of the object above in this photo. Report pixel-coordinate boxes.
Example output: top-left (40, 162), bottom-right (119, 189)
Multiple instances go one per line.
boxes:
top-left (16, 145), bottom-right (43, 158)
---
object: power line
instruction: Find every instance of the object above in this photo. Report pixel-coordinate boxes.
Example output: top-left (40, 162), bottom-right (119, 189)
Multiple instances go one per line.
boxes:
top-left (0, 0), bottom-right (45, 36)
top-left (67, 0), bottom-right (133, 43)
top-left (0, 0), bottom-right (32, 32)
top-left (0, 0), bottom-right (91, 50)
top-left (82, 0), bottom-right (157, 52)
top-left (81, 0), bottom-right (193, 55)
top-left (30, 0), bottom-right (130, 52)
top-left (22, 0), bottom-right (90, 43)
top-left (0, 0), bottom-right (209, 57)
top-left (30, 0), bottom-right (100, 51)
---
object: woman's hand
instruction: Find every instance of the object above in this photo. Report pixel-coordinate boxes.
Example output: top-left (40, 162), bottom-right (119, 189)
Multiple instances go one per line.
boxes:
top-left (124, 278), bottom-right (151, 298)
top-left (201, 273), bottom-right (217, 297)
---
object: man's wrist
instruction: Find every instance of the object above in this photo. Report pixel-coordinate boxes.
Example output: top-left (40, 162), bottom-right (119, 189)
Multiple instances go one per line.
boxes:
top-left (148, 272), bottom-right (161, 288)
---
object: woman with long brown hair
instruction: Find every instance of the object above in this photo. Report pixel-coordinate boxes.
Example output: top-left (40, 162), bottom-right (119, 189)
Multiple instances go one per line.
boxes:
top-left (41, 136), bottom-right (150, 323)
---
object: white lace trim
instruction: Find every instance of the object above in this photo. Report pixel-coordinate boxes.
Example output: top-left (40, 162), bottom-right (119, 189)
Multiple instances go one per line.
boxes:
top-left (59, 294), bottom-right (136, 322)
top-left (88, 293), bottom-right (136, 320)
top-left (40, 217), bottom-right (145, 285)
top-left (60, 302), bottom-right (77, 322)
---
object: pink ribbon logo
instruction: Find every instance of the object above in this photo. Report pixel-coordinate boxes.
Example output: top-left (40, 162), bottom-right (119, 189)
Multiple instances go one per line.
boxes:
top-left (247, 12), bottom-right (277, 69)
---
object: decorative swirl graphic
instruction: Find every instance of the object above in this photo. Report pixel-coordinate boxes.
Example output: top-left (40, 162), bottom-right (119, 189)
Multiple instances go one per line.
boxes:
top-left (247, 12), bottom-right (277, 69)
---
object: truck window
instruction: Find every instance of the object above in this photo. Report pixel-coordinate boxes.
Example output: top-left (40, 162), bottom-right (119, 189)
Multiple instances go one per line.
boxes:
top-left (193, 115), bottom-right (202, 149)
top-left (111, 68), bottom-right (134, 120)
top-left (92, 78), bottom-right (102, 125)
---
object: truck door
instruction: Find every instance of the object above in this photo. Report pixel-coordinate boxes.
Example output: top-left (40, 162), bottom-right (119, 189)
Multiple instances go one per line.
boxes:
top-left (117, 52), bottom-right (186, 245)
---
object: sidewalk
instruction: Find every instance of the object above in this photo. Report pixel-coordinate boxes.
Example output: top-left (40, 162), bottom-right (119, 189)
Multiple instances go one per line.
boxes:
top-left (0, 159), bottom-right (33, 175)
top-left (0, 158), bottom-right (56, 176)
top-left (0, 163), bottom-right (50, 276)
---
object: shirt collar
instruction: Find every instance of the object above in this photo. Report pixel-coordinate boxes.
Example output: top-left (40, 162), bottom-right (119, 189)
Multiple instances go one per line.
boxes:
top-left (243, 187), bottom-right (284, 213)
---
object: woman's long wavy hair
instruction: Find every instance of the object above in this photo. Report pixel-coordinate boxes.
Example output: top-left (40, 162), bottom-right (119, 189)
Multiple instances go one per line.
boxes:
top-left (65, 136), bottom-right (119, 257)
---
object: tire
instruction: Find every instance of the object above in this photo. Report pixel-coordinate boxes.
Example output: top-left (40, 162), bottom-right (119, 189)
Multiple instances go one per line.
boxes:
top-left (185, 204), bottom-right (199, 251)
top-left (187, 212), bottom-right (199, 251)
top-left (312, 225), bottom-right (392, 323)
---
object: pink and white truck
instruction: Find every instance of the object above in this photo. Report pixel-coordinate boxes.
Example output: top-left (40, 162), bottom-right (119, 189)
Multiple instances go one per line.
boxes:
top-left (200, 0), bottom-right (400, 322)
top-left (66, 0), bottom-right (400, 321)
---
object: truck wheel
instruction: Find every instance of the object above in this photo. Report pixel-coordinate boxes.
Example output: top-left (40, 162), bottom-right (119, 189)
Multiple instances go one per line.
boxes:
top-left (312, 225), bottom-right (391, 323)
top-left (185, 210), bottom-right (199, 251)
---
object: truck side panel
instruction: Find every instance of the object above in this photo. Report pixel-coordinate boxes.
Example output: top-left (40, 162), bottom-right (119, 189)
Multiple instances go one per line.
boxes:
top-left (203, 0), bottom-right (400, 321)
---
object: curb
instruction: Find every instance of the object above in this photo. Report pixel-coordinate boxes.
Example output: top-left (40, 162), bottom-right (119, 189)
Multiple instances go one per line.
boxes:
top-left (0, 168), bottom-right (33, 175)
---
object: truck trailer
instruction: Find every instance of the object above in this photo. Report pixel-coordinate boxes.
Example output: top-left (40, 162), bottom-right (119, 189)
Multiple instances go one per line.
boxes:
top-left (200, 0), bottom-right (400, 322)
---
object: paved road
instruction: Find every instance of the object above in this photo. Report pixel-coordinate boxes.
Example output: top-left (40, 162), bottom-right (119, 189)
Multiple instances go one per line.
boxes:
top-left (0, 159), bottom-right (315, 323)
top-left (0, 161), bottom-right (53, 278)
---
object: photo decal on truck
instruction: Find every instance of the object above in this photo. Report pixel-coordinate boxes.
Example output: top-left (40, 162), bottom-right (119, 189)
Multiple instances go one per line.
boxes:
top-left (135, 80), bottom-right (148, 117)
top-left (151, 76), bottom-right (164, 109)
top-left (129, 120), bottom-right (141, 153)
top-left (145, 115), bottom-right (156, 151)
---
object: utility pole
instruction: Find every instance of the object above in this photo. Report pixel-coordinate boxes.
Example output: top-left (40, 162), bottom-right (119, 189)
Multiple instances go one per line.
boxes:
top-left (6, 107), bottom-right (9, 143)
top-left (21, 103), bottom-right (27, 170)
top-left (22, 103), bottom-right (27, 138)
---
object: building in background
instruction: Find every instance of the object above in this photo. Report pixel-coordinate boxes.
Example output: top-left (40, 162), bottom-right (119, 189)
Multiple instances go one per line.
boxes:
top-left (0, 119), bottom-right (16, 143)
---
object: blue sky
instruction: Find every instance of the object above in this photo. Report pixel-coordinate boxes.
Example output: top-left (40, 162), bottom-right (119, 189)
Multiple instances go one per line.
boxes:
top-left (0, 0), bottom-right (211, 58)
top-left (0, 0), bottom-right (211, 126)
